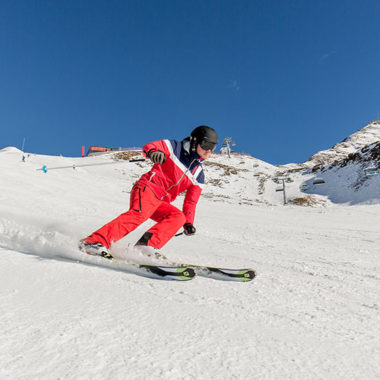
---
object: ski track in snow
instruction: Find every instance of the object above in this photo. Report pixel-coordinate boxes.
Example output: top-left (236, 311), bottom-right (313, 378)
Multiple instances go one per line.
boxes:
top-left (1, 148), bottom-right (380, 379)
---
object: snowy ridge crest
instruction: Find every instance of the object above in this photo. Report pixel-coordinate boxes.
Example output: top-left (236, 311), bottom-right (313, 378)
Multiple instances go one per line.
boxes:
top-left (305, 120), bottom-right (380, 169)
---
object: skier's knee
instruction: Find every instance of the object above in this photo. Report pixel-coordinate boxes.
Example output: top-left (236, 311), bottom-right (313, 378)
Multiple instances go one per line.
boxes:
top-left (175, 212), bottom-right (186, 227)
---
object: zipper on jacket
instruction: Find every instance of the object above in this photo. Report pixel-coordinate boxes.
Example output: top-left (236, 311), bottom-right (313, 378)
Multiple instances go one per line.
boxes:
top-left (160, 158), bottom-right (200, 200)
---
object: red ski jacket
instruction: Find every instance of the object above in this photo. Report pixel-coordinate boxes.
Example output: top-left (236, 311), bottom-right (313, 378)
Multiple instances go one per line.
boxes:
top-left (138, 139), bottom-right (205, 224)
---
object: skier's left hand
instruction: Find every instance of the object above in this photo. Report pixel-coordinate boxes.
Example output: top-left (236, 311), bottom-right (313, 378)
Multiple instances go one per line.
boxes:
top-left (183, 223), bottom-right (196, 236)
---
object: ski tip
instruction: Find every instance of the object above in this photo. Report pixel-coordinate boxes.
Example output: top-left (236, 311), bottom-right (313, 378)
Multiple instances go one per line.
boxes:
top-left (237, 269), bottom-right (256, 282)
top-left (175, 267), bottom-right (196, 280)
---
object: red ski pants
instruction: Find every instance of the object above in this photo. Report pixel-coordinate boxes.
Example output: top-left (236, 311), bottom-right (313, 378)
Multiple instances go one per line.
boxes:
top-left (84, 185), bottom-right (186, 249)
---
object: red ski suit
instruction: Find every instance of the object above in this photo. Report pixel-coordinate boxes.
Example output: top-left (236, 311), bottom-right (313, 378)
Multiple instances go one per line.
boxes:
top-left (84, 139), bottom-right (204, 249)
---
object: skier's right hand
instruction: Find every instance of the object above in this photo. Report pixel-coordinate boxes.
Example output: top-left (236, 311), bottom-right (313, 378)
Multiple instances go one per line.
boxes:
top-left (149, 150), bottom-right (166, 164)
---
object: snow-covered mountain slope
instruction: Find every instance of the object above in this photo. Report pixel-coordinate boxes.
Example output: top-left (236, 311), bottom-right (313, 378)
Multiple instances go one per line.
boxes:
top-left (267, 120), bottom-right (380, 205)
top-left (0, 146), bottom-right (379, 379)
top-left (302, 139), bottom-right (380, 204)
top-left (303, 120), bottom-right (380, 169)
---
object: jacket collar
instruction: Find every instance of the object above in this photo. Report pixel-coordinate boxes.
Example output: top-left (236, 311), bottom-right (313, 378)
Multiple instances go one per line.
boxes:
top-left (182, 137), bottom-right (203, 161)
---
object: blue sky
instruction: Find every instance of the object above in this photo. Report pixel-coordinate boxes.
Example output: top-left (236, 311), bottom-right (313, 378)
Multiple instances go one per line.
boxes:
top-left (1, 0), bottom-right (379, 164)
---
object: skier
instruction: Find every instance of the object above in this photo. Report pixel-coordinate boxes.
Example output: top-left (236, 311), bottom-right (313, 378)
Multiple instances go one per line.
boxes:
top-left (79, 125), bottom-right (218, 259)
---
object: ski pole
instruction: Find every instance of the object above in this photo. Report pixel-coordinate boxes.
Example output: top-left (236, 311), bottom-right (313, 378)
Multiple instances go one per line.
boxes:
top-left (37, 158), bottom-right (146, 172)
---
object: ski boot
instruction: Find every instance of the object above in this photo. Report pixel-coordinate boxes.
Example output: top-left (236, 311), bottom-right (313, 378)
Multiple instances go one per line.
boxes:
top-left (134, 245), bottom-right (168, 261)
top-left (134, 232), bottom-right (168, 261)
top-left (78, 240), bottom-right (113, 260)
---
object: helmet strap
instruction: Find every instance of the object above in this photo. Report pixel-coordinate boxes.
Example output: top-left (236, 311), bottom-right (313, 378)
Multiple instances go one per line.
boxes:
top-left (190, 137), bottom-right (197, 151)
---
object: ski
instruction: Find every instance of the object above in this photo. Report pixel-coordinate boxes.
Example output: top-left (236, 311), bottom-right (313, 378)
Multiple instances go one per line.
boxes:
top-left (185, 265), bottom-right (255, 282)
top-left (163, 256), bottom-right (255, 282)
top-left (135, 263), bottom-right (196, 281)
top-left (79, 252), bottom-right (196, 281)
top-left (135, 252), bottom-right (256, 282)
top-left (79, 246), bottom-right (254, 282)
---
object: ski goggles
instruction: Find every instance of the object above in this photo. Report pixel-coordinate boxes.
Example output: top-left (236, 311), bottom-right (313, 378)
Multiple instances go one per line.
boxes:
top-left (199, 140), bottom-right (217, 151)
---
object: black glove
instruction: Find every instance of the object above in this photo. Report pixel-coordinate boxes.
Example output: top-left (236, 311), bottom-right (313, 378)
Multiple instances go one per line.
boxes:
top-left (149, 150), bottom-right (166, 164)
top-left (183, 223), bottom-right (196, 236)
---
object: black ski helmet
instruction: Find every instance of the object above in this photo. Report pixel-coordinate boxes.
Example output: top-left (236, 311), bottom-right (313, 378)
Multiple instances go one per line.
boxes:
top-left (190, 125), bottom-right (218, 151)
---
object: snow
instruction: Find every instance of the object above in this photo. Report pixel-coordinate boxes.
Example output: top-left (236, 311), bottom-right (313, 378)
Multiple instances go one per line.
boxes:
top-left (1, 147), bottom-right (380, 379)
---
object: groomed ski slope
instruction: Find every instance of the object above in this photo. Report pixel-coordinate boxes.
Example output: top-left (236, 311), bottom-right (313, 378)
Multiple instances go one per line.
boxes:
top-left (0, 147), bottom-right (379, 379)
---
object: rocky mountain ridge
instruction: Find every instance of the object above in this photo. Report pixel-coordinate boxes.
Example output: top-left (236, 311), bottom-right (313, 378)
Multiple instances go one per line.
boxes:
top-left (305, 120), bottom-right (380, 169)
top-left (279, 120), bottom-right (380, 174)
top-left (210, 120), bottom-right (380, 206)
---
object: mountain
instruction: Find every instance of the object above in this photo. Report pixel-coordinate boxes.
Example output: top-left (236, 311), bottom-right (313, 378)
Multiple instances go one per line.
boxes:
top-left (304, 120), bottom-right (380, 170)
top-left (264, 120), bottom-right (380, 205)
